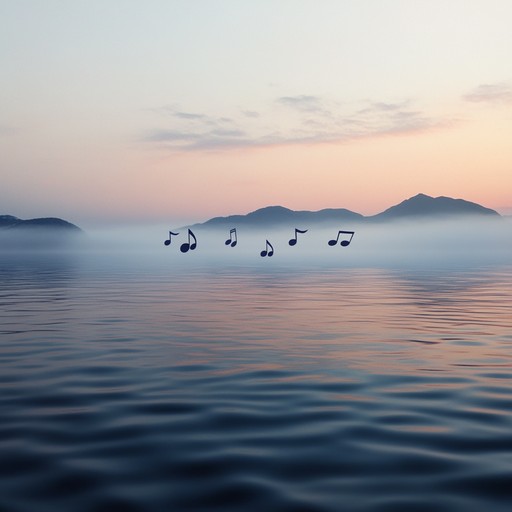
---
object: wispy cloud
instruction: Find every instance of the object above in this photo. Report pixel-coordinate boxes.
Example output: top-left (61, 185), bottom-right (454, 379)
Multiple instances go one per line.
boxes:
top-left (277, 95), bottom-right (326, 113)
top-left (144, 96), bottom-right (445, 151)
top-left (173, 111), bottom-right (207, 121)
top-left (464, 83), bottom-right (512, 104)
top-left (145, 129), bottom-right (204, 143)
top-left (145, 106), bottom-right (250, 150)
top-left (357, 101), bottom-right (409, 115)
top-left (242, 110), bottom-right (260, 118)
top-left (242, 110), bottom-right (260, 119)
top-left (351, 101), bottom-right (437, 136)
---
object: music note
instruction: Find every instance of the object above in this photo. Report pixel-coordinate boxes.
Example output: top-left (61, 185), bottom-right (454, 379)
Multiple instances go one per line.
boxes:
top-left (225, 228), bottom-right (237, 247)
top-left (328, 230), bottom-right (355, 247)
top-left (260, 240), bottom-right (274, 257)
top-left (164, 231), bottom-right (179, 246)
top-left (288, 228), bottom-right (308, 246)
top-left (180, 229), bottom-right (197, 253)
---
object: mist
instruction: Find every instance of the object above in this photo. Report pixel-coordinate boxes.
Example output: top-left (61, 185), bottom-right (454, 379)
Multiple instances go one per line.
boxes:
top-left (1, 217), bottom-right (510, 270)
top-left (74, 217), bottom-right (512, 269)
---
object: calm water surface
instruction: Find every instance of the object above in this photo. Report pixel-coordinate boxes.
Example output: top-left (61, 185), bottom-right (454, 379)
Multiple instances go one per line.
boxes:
top-left (1, 253), bottom-right (512, 511)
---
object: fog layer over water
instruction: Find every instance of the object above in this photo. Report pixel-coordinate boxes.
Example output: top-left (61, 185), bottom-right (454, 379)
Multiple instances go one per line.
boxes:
top-left (73, 216), bottom-right (512, 268)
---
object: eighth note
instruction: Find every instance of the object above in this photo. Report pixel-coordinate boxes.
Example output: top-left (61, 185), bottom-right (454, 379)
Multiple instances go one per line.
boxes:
top-left (260, 240), bottom-right (274, 257)
top-left (328, 230), bottom-right (355, 247)
top-left (180, 229), bottom-right (197, 253)
top-left (288, 228), bottom-right (308, 246)
top-left (225, 228), bottom-right (237, 248)
top-left (164, 231), bottom-right (179, 246)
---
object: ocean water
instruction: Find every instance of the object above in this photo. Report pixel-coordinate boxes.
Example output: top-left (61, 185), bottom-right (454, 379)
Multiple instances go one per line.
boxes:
top-left (1, 250), bottom-right (512, 512)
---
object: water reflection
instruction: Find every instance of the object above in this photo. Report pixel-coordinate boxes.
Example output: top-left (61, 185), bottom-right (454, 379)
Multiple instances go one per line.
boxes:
top-left (1, 256), bottom-right (512, 511)
top-left (0, 252), bottom-right (80, 287)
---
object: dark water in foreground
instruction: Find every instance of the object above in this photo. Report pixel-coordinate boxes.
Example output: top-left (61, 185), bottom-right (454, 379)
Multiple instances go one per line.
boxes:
top-left (1, 253), bottom-right (512, 511)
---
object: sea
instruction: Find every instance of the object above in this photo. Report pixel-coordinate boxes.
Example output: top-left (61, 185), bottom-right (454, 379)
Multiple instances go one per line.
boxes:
top-left (1, 227), bottom-right (512, 511)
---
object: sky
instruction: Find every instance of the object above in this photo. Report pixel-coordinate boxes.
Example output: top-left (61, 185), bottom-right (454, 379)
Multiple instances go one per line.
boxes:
top-left (1, 0), bottom-right (512, 228)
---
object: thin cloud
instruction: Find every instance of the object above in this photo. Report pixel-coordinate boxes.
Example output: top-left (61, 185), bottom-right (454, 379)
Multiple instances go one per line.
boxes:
top-left (277, 95), bottom-right (325, 112)
top-left (242, 110), bottom-right (260, 118)
top-left (373, 101), bottom-right (405, 111)
top-left (145, 125), bottom-right (248, 150)
top-left (145, 129), bottom-right (204, 143)
top-left (174, 111), bottom-right (207, 120)
top-left (153, 106), bottom-right (231, 125)
top-left (357, 101), bottom-right (410, 115)
top-left (144, 96), bottom-right (446, 151)
top-left (464, 83), bottom-right (512, 104)
top-left (341, 101), bottom-right (436, 138)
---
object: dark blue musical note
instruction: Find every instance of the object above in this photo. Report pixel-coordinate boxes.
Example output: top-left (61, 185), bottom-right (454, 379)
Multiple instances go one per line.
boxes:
top-left (288, 228), bottom-right (308, 246)
top-left (328, 230), bottom-right (355, 247)
top-left (260, 240), bottom-right (274, 257)
top-left (225, 228), bottom-right (237, 247)
top-left (164, 231), bottom-right (179, 246)
top-left (180, 229), bottom-right (197, 253)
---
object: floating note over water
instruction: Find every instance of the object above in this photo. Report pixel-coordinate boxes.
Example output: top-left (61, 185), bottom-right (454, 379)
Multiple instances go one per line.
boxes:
top-left (288, 228), bottom-right (308, 246)
top-left (260, 240), bottom-right (274, 257)
top-left (225, 228), bottom-right (237, 248)
top-left (164, 231), bottom-right (179, 246)
top-left (180, 229), bottom-right (197, 253)
top-left (328, 230), bottom-right (355, 247)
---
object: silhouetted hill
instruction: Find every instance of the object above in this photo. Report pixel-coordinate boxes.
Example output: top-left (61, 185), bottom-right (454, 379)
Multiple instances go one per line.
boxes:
top-left (0, 215), bottom-right (83, 250)
top-left (370, 194), bottom-right (500, 221)
top-left (195, 205), bottom-right (364, 229)
top-left (189, 194), bottom-right (500, 229)
top-left (0, 215), bottom-right (82, 232)
top-left (0, 215), bottom-right (21, 228)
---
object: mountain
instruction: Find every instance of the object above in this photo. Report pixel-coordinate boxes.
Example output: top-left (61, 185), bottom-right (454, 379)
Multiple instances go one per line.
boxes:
top-left (0, 215), bottom-right (82, 232)
top-left (0, 215), bottom-right (19, 228)
top-left (195, 205), bottom-right (364, 229)
top-left (190, 194), bottom-right (500, 229)
top-left (370, 193), bottom-right (500, 221)
top-left (0, 215), bottom-right (83, 250)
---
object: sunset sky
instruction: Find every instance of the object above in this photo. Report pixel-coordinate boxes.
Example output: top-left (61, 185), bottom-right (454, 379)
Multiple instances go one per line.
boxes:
top-left (2, 0), bottom-right (512, 227)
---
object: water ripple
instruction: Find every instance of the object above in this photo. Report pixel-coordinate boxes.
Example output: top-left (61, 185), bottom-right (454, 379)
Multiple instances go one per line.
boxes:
top-left (1, 259), bottom-right (512, 511)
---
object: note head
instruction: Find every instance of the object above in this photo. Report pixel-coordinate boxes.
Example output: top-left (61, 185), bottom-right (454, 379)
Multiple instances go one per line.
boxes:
top-left (225, 239), bottom-right (231, 245)
top-left (328, 240), bottom-right (337, 246)
top-left (164, 240), bottom-right (171, 246)
top-left (260, 250), bottom-right (267, 257)
top-left (231, 241), bottom-right (237, 247)
top-left (288, 239), bottom-right (297, 246)
top-left (340, 240), bottom-right (350, 247)
top-left (180, 244), bottom-right (190, 253)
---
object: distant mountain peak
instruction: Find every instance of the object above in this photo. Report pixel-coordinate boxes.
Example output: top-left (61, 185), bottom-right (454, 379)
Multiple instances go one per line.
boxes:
top-left (194, 203), bottom-right (364, 229)
top-left (248, 205), bottom-right (293, 217)
top-left (372, 194), bottom-right (499, 220)
top-left (253, 205), bottom-right (291, 212)
top-left (0, 215), bottom-right (82, 232)
top-left (190, 193), bottom-right (500, 229)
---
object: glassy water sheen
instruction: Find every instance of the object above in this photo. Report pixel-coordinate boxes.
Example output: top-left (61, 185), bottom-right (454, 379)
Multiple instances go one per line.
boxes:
top-left (1, 253), bottom-right (512, 512)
